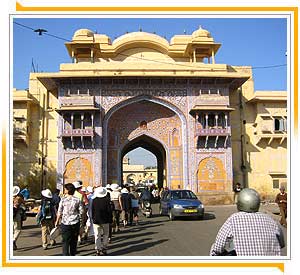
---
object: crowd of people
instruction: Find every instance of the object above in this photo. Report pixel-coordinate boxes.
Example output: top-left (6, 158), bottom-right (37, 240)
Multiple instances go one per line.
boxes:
top-left (12, 182), bottom-right (287, 256)
top-left (13, 181), bottom-right (157, 256)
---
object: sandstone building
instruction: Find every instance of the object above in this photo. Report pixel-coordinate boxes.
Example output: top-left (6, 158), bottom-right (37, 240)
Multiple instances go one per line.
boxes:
top-left (13, 26), bottom-right (287, 203)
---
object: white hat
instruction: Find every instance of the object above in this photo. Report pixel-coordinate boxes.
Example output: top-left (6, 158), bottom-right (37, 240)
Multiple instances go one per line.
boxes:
top-left (111, 183), bottom-right (119, 191)
top-left (121, 188), bottom-right (129, 194)
top-left (87, 186), bottom-right (93, 193)
top-left (72, 181), bottom-right (82, 189)
top-left (13, 186), bottom-right (20, 196)
top-left (41, 189), bottom-right (53, 199)
top-left (94, 187), bottom-right (107, 198)
top-left (106, 184), bottom-right (111, 189)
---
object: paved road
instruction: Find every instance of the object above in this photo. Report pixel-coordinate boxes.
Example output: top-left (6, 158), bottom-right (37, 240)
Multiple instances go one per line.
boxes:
top-left (13, 203), bottom-right (287, 257)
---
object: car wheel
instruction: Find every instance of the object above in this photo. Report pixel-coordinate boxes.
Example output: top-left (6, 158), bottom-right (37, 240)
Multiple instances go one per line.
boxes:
top-left (168, 209), bottom-right (175, 221)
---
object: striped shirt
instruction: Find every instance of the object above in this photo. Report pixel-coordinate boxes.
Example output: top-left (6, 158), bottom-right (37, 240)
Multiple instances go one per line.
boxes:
top-left (57, 195), bottom-right (83, 225)
top-left (210, 211), bottom-right (285, 256)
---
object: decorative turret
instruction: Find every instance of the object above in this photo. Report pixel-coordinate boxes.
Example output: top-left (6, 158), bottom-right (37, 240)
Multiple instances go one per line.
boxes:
top-left (185, 26), bottom-right (221, 63)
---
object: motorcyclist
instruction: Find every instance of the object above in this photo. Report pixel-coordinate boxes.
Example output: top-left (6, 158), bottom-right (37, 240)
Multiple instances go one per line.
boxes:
top-left (139, 187), bottom-right (152, 209)
top-left (210, 188), bottom-right (285, 256)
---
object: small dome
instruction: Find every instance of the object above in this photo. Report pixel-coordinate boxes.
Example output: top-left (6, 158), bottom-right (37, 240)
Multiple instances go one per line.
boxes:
top-left (73, 29), bottom-right (94, 39)
top-left (192, 26), bottom-right (211, 39)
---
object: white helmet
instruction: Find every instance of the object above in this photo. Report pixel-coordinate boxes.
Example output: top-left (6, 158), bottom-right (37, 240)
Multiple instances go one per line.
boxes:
top-left (237, 188), bottom-right (261, 213)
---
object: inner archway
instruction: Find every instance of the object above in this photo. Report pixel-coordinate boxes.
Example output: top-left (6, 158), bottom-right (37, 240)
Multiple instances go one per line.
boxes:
top-left (123, 147), bottom-right (157, 185)
top-left (121, 135), bottom-right (166, 190)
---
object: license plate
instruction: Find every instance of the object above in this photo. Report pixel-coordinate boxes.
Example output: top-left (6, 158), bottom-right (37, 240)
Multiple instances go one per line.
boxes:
top-left (184, 209), bottom-right (197, 213)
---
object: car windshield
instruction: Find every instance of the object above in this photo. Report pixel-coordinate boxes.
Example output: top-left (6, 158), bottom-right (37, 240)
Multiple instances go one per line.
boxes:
top-left (171, 190), bottom-right (198, 200)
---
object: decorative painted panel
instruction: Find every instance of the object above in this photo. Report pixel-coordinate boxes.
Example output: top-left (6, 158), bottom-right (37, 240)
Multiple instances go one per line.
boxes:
top-left (63, 157), bottom-right (94, 187)
top-left (197, 157), bottom-right (226, 191)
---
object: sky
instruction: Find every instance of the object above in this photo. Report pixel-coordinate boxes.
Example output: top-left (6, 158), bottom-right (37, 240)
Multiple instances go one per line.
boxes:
top-left (13, 17), bottom-right (288, 166)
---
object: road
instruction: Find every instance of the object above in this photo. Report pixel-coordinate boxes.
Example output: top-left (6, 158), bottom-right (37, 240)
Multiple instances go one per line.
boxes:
top-left (13, 203), bottom-right (287, 257)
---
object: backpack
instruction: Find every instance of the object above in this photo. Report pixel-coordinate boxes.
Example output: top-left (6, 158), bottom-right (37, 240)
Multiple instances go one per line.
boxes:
top-left (42, 200), bottom-right (53, 220)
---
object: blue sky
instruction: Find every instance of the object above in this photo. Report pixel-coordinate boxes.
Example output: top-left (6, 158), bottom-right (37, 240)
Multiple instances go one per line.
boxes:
top-left (13, 17), bottom-right (288, 166)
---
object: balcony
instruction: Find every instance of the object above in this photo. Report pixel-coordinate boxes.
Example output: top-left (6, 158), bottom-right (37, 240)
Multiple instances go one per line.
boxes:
top-left (196, 127), bottom-right (231, 136)
top-left (58, 95), bottom-right (98, 111)
top-left (13, 127), bottom-right (27, 143)
top-left (62, 128), bottom-right (94, 137)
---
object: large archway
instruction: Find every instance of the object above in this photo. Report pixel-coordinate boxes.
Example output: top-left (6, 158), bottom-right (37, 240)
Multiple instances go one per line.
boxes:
top-left (104, 97), bottom-right (186, 189)
top-left (121, 135), bottom-right (166, 189)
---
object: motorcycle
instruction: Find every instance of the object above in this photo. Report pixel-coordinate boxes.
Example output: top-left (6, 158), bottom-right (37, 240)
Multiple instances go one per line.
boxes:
top-left (140, 200), bottom-right (152, 218)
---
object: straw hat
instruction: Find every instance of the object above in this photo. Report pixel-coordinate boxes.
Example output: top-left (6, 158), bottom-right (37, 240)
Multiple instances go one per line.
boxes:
top-left (72, 181), bottom-right (82, 189)
top-left (41, 189), bottom-right (53, 199)
top-left (94, 187), bottom-right (107, 198)
top-left (121, 188), bottom-right (129, 194)
top-left (13, 186), bottom-right (20, 196)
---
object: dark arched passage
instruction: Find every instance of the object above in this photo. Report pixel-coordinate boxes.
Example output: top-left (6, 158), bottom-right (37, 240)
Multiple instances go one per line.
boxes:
top-left (121, 135), bottom-right (166, 189)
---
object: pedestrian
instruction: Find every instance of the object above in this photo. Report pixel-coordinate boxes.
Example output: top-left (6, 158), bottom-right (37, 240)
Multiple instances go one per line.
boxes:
top-left (129, 187), bottom-right (139, 226)
top-left (55, 183), bottom-right (83, 256)
top-left (52, 188), bottom-right (61, 212)
top-left (72, 181), bottom-right (88, 244)
top-left (13, 185), bottom-right (24, 250)
top-left (210, 188), bottom-right (285, 256)
top-left (233, 182), bottom-right (242, 203)
top-left (20, 185), bottom-right (30, 201)
top-left (120, 188), bottom-right (131, 228)
top-left (92, 187), bottom-right (113, 256)
top-left (36, 189), bottom-right (56, 249)
top-left (110, 184), bottom-right (122, 233)
top-left (275, 186), bottom-right (287, 227)
top-left (105, 184), bottom-right (114, 242)
top-left (85, 185), bottom-right (95, 239)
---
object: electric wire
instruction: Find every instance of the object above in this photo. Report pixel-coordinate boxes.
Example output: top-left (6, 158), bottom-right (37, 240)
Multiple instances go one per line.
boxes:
top-left (13, 21), bottom-right (287, 71)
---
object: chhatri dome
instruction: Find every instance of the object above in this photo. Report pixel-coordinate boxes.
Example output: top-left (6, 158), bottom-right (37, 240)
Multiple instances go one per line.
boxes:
top-left (192, 26), bottom-right (212, 39)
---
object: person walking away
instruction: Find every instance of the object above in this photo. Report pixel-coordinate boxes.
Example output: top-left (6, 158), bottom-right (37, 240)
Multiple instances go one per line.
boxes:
top-left (85, 186), bottom-right (95, 240)
top-left (275, 186), bottom-right (287, 227)
top-left (120, 188), bottom-right (131, 228)
top-left (110, 184), bottom-right (122, 233)
top-left (72, 181), bottom-right (88, 244)
top-left (36, 189), bottom-right (56, 249)
top-left (13, 186), bottom-right (24, 250)
top-left (52, 188), bottom-right (61, 212)
top-left (55, 183), bottom-right (83, 256)
top-left (105, 190), bottom-right (115, 243)
top-left (92, 187), bottom-right (113, 256)
top-left (20, 185), bottom-right (30, 201)
top-left (233, 182), bottom-right (242, 203)
top-left (129, 187), bottom-right (139, 226)
top-left (210, 188), bottom-right (285, 256)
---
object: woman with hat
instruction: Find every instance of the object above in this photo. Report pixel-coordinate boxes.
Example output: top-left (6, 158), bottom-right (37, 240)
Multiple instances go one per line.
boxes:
top-left (120, 188), bottom-right (131, 228)
top-left (36, 189), bottom-right (56, 249)
top-left (13, 185), bottom-right (24, 250)
top-left (110, 184), bottom-right (122, 233)
top-left (92, 187), bottom-right (112, 256)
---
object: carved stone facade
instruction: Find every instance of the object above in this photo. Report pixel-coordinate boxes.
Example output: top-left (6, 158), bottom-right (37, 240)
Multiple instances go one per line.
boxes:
top-left (18, 27), bottom-right (286, 204)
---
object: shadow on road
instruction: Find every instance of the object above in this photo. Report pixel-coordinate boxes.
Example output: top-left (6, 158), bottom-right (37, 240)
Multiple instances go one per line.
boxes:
top-left (202, 212), bottom-right (216, 220)
top-left (109, 238), bottom-right (169, 256)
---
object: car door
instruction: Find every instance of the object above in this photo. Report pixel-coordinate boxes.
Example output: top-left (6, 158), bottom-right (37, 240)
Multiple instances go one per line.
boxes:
top-left (160, 191), bottom-right (169, 214)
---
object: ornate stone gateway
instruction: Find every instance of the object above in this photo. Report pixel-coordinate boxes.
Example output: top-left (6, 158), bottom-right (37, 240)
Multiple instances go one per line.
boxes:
top-left (105, 99), bottom-right (184, 189)
top-left (37, 26), bottom-right (250, 202)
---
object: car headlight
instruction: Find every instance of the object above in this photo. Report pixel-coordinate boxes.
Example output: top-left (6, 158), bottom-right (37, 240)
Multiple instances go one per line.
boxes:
top-left (173, 204), bottom-right (183, 209)
top-left (197, 204), bottom-right (204, 209)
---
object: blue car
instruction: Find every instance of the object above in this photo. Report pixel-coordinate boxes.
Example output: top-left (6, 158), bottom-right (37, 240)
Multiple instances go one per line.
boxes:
top-left (159, 189), bottom-right (204, 220)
